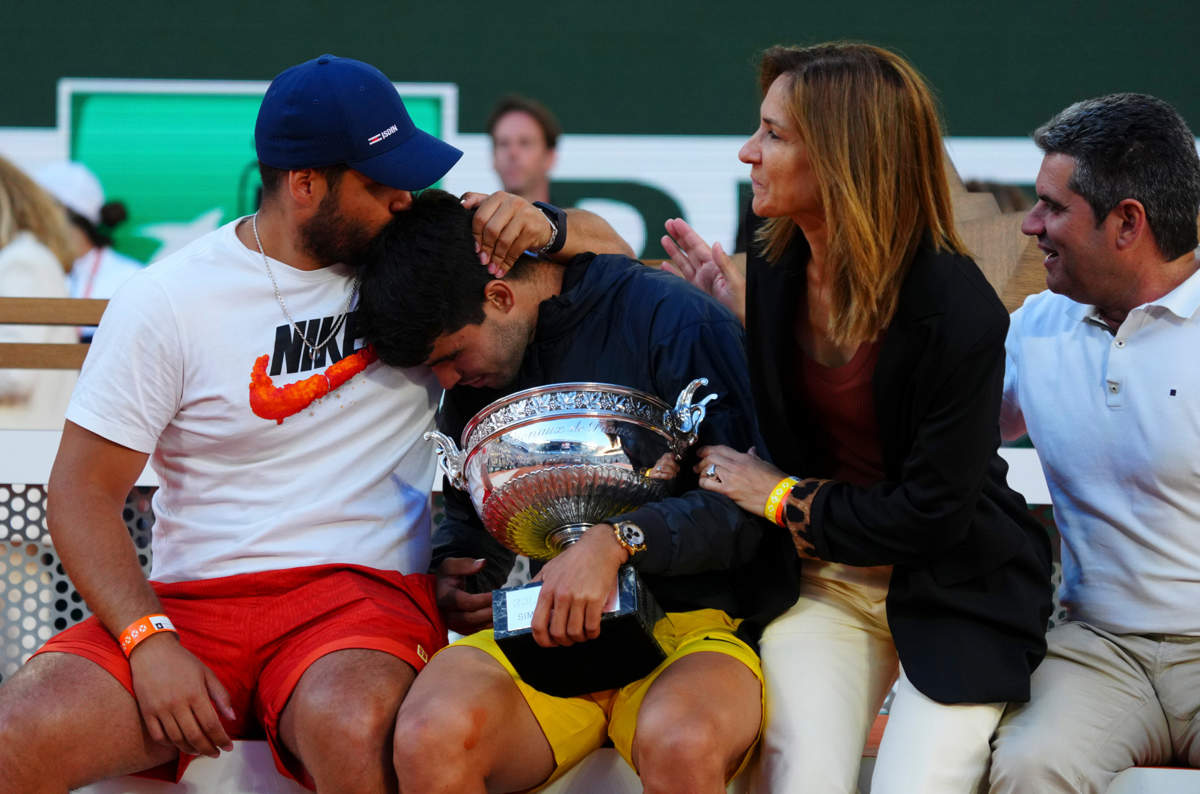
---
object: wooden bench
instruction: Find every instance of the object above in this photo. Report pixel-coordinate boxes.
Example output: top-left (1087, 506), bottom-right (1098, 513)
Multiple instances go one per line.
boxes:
top-left (0, 296), bottom-right (105, 370)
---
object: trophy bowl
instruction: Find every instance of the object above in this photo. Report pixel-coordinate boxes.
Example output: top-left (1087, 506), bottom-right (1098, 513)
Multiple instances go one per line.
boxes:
top-left (425, 379), bottom-right (717, 560)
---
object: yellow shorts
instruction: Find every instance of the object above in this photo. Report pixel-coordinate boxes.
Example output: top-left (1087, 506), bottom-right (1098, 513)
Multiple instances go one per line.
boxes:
top-left (451, 608), bottom-right (764, 789)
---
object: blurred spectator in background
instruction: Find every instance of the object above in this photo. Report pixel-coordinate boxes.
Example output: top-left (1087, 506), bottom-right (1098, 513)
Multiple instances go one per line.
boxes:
top-left (35, 161), bottom-right (143, 341)
top-left (964, 179), bottom-right (1034, 213)
top-left (0, 155), bottom-right (77, 429)
top-left (487, 95), bottom-right (560, 204)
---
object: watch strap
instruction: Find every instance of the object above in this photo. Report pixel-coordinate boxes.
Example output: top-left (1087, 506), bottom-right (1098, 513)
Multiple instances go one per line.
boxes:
top-left (532, 200), bottom-right (568, 256)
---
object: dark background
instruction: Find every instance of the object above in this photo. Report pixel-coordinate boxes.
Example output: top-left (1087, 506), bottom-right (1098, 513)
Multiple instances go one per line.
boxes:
top-left (6, 0), bottom-right (1199, 136)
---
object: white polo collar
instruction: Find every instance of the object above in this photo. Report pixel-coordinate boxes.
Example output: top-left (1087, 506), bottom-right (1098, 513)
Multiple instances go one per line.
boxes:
top-left (1068, 262), bottom-right (1200, 328)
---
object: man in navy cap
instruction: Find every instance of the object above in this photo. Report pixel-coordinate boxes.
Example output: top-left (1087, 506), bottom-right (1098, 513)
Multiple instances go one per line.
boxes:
top-left (0, 54), bottom-right (629, 794)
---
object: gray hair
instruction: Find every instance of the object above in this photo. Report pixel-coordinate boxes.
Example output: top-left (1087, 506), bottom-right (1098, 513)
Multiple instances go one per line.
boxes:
top-left (1034, 93), bottom-right (1200, 260)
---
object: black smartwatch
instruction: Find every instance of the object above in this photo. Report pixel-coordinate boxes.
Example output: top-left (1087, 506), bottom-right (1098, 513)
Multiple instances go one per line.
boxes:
top-left (532, 200), bottom-right (568, 257)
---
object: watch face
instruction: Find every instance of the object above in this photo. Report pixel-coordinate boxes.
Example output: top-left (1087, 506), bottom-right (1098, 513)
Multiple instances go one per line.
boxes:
top-left (617, 522), bottom-right (645, 549)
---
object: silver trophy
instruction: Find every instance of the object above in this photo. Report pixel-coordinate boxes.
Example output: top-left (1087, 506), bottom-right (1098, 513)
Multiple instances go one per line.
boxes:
top-left (426, 379), bottom-right (717, 696)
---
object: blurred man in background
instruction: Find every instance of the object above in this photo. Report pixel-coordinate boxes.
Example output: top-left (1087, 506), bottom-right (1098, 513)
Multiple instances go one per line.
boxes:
top-left (488, 95), bottom-right (560, 204)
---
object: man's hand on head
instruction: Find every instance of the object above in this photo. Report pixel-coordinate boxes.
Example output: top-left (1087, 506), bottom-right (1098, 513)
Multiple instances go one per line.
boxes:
top-left (528, 524), bottom-right (627, 648)
top-left (461, 191), bottom-right (553, 276)
top-left (433, 557), bottom-right (495, 635)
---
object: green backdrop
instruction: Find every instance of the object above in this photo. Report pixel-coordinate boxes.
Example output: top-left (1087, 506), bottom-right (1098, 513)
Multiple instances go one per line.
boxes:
top-left (6, 0), bottom-right (1199, 136)
top-left (66, 91), bottom-right (445, 261)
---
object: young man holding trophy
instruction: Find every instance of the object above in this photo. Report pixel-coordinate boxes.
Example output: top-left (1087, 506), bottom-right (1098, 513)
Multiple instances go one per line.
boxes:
top-left (355, 189), bottom-right (796, 793)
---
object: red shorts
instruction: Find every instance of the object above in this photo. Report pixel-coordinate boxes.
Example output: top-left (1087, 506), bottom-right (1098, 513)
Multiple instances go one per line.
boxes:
top-left (33, 563), bottom-right (446, 787)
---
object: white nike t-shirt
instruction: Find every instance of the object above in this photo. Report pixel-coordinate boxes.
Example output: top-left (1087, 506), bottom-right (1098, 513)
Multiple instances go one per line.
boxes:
top-left (67, 219), bottom-right (440, 582)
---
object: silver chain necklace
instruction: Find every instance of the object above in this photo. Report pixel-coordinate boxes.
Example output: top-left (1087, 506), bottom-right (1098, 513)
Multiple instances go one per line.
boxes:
top-left (252, 211), bottom-right (355, 363)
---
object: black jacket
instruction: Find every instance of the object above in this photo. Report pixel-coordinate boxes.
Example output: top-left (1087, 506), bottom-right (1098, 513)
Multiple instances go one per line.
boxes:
top-left (432, 254), bottom-right (796, 647)
top-left (747, 234), bottom-right (1053, 703)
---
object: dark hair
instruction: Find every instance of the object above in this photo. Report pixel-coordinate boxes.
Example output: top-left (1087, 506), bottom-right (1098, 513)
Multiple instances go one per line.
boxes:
top-left (485, 95), bottom-right (561, 149)
top-left (65, 201), bottom-right (128, 248)
top-left (258, 162), bottom-right (349, 202)
top-left (1033, 93), bottom-right (1200, 260)
top-left (356, 189), bottom-right (532, 368)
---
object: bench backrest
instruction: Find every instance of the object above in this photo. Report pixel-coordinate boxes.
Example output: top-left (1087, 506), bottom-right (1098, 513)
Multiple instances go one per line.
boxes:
top-left (0, 297), bottom-right (106, 369)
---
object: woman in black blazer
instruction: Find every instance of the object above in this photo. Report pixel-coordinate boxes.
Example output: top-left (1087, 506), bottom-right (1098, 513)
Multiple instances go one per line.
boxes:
top-left (662, 42), bottom-right (1052, 793)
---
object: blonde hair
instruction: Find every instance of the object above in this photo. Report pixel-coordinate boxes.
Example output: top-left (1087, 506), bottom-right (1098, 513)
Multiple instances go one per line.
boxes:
top-left (0, 155), bottom-right (75, 269)
top-left (756, 42), bottom-right (966, 345)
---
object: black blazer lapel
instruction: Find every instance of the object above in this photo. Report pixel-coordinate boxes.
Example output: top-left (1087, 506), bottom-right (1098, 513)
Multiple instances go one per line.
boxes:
top-left (746, 238), bottom-right (808, 471)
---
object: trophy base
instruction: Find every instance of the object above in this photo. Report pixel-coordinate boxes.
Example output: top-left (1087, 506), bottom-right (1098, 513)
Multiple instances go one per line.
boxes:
top-left (492, 565), bottom-right (666, 698)
top-left (546, 523), bottom-right (589, 553)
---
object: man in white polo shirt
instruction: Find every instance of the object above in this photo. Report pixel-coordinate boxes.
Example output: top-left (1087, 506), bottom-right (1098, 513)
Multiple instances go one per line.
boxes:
top-left (989, 93), bottom-right (1200, 792)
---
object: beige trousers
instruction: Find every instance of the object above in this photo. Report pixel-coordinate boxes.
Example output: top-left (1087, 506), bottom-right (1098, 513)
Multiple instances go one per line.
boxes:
top-left (752, 570), bottom-right (1004, 793)
top-left (990, 621), bottom-right (1200, 794)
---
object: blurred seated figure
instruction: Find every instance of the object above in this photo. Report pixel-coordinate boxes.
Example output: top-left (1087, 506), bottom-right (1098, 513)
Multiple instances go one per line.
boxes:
top-left (964, 180), bottom-right (1034, 214)
top-left (35, 161), bottom-right (143, 340)
top-left (0, 155), bottom-right (77, 429)
top-left (488, 95), bottom-right (560, 204)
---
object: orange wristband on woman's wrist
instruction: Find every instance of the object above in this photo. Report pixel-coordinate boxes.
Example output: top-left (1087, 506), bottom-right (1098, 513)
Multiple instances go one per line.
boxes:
top-left (118, 614), bottom-right (177, 658)
top-left (764, 476), bottom-right (801, 527)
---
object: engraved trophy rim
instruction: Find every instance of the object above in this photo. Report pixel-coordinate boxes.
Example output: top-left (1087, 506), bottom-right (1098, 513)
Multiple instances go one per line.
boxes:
top-left (459, 381), bottom-right (673, 453)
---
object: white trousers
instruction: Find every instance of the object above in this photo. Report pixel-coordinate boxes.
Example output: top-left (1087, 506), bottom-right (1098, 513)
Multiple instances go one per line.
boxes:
top-left (751, 570), bottom-right (1005, 793)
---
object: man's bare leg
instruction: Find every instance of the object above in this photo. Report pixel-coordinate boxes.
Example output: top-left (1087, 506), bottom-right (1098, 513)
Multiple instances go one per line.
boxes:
top-left (392, 646), bottom-right (557, 794)
top-left (0, 653), bottom-right (177, 794)
top-left (278, 648), bottom-right (417, 794)
top-left (631, 651), bottom-right (762, 794)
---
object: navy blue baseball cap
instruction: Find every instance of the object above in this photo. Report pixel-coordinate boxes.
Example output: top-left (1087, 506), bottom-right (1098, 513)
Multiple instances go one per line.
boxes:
top-left (255, 54), bottom-right (462, 191)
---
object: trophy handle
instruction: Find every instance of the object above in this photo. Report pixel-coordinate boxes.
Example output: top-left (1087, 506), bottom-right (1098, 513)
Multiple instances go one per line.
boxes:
top-left (423, 431), bottom-right (467, 490)
top-left (667, 378), bottom-right (719, 454)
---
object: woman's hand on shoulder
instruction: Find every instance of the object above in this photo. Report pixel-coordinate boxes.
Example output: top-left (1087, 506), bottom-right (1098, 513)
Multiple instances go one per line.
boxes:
top-left (660, 218), bottom-right (746, 325)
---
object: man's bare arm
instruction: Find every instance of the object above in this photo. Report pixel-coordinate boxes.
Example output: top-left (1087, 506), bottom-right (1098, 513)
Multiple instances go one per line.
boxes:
top-left (49, 422), bottom-right (162, 632)
top-left (462, 191), bottom-right (634, 275)
top-left (557, 208), bottom-right (636, 261)
top-left (47, 421), bottom-right (235, 758)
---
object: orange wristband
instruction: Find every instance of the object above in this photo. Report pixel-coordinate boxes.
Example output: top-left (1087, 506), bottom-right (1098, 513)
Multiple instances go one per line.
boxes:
top-left (118, 614), bottom-right (177, 658)
top-left (765, 477), bottom-right (800, 527)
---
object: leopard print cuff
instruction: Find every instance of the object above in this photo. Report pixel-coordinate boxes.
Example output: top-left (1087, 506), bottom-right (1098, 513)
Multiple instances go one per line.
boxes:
top-left (782, 477), bottom-right (829, 558)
